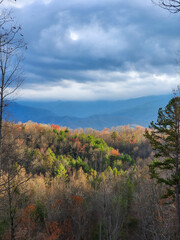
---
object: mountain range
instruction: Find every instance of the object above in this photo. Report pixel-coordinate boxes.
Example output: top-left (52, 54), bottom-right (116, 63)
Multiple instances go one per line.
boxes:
top-left (5, 94), bottom-right (173, 130)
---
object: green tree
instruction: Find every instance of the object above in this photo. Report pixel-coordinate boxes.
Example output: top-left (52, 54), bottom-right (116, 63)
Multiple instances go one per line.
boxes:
top-left (144, 96), bottom-right (180, 239)
top-left (111, 131), bottom-right (118, 142)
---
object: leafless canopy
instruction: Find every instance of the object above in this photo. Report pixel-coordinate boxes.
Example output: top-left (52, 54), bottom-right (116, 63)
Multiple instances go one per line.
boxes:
top-left (153, 0), bottom-right (180, 13)
top-left (0, 9), bottom-right (27, 100)
top-left (0, 0), bottom-right (16, 4)
top-left (0, 9), bottom-right (26, 168)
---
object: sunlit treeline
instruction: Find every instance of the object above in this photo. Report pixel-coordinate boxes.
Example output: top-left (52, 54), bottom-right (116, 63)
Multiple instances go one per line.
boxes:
top-left (0, 121), bottom-right (177, 239)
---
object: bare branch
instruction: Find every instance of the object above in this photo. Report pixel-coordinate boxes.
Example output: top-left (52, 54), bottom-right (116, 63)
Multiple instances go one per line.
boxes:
top-left (153, 0), bottom-right (180, 13)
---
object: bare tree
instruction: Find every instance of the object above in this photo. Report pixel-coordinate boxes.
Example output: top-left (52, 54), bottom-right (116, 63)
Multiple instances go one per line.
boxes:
top-left (0, 131), bottom-right (31, 240)
top-left (153, 0), bottom-right (180, 13)
top-left (0, 10), bottom-right (26, 168)
top-left (1, 0), bottom-right (17, 3)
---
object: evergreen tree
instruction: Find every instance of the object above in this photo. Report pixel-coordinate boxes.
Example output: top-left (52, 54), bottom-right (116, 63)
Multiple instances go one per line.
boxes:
top-left (145, 96), bottom-right (180, 239)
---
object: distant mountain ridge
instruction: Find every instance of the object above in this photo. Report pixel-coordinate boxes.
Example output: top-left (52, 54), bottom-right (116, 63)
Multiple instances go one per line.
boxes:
top-left (17, 94), bottom-right (172, 118)
top-left (6, 94), bottom-right (173, 130)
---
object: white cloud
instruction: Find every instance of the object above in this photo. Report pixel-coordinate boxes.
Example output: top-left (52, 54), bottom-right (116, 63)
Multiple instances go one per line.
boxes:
top-left (69, 31), bottom-right (79, 41)
top-left (19, 70), bottom-right (180, 101)
top-left (36, 17), bottom-right (129, 59)
top-left (43, 0), bottom-right (52, 4)
top-left (3, 0), bottom-right (180, 101)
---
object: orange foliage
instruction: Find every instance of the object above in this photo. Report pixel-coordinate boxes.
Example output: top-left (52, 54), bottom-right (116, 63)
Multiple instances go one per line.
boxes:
top-left (72, 195), bottom-right (83, 203)
top-left (51, 124), bottom-right (60, 130)
top-left (81, 143), bottom-right (88, 150)
top-left (45, 221), bottom-right (62, 240)
top-left (75, 140), bottom-right (81, 150)
top-left (62, 218), bottom-right (72, 238)
top-left (18, 204), bottom-right (36, 238)
top-left (21, 204), bottom-right (35, 225)
top-left (17, 138), bottom-right (23, 145)
top-left (35, 123), bottom-right (40, 128)
top-left (131, 138), bottom-right (137, 144)
top-left (22, 204), bottom-right (35, 218)
top-left (72, 196), bottom-right (83, 207)
top-left (102, 128), bottom-right (109, 135)
top-left (40, 147), bottom-right (46, 153)
top-left (70, 137), bottom-right (79, 142)
top-left (15, 124), bottom-right (20, 130)
top-left (73, 129), bottom-right (79, 134)
top-left (111, 149), bottom-right (120, 156)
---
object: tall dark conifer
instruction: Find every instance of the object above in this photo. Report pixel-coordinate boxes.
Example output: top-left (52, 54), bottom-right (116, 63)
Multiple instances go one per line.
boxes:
top-left (145, 96), bottom-right (180, 239)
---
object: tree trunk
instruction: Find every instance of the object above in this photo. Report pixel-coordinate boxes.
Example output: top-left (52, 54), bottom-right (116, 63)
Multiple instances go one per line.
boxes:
top-left (0, 55), bottom-right (4, 169)
top-left (7, 174), bottom-right (15, 240)
top-left (175, 109), bottom-right (180, 240)
top-left (0, 85), bottom-right (3, 169)
top-left (176, 183), bottom-right (180, 240)
top-left (99, 221), bottom-right (102, 240)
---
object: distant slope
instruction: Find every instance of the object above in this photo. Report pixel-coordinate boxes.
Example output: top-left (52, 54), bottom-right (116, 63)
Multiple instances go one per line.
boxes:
top-left (17, 94), bottom-right (172, 118)
top-left (5, 102), bottom-right (58, 123)
top-left (9, 94), bottom-right (172, 129)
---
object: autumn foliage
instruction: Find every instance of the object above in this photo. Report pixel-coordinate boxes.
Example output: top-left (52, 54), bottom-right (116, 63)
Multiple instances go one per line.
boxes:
top-left (0, 121), bottom-right (175, 240)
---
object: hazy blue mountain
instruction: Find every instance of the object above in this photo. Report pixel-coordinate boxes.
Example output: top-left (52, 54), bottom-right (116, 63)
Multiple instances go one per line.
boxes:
top-left (9, 94), bottom-right (173, 129)
top-left (5, 102), bottom-right (58, 123)
top-left (17, 94), bottom-right (172, 118)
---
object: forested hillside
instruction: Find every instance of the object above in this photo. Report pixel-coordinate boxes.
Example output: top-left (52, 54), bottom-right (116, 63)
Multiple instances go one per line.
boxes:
top-left (0, 121), bottom-right (177, 240)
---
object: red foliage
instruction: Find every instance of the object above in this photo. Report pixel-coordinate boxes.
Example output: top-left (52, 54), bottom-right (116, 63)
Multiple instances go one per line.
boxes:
top-left (45, 221), bottom-right (62, 240)
top-left (74, 140), bottom-right (81, 150)
top-left (35, 123), bottom-right (41, 129)
top-left (22, 204), bottom-right (35, 218)
top-left (19, 204), bottom-right (36, 237)
top-left (81, 143), bottom-right (89, 151)
top-left (51, 124), bottom-right (60, 130)
top-left (15, 124), bottom-right (20, 129)
top-left (111, 149), bottom-right (120, 156)
top-left (72, 196), bottom-right (83, 206)
top-left (74, 129), bottom-right (79, 134)
top-left (17, 138), bottom-right (23, 145)
top-left (131, 138), bottom-right (137, 144)
top-left (40, 147), bottom-right (45, 153)
top-left (102, 128), bottom-right (109, 135)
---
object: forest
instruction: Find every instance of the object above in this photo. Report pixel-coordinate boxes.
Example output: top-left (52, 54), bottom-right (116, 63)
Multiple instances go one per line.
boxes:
top-left (0, 120), bottom-right (178, 240)
top-left (0, 0), bottom-right (180, 239)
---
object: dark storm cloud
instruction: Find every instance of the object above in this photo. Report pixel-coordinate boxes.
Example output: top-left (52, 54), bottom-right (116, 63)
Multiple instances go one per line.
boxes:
top-left (3, 0), bottom-right (180, 100)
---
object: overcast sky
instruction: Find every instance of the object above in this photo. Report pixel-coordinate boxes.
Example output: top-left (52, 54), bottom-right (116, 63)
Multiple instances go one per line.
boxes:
top-left (3, 0), bottom-right (180, 101)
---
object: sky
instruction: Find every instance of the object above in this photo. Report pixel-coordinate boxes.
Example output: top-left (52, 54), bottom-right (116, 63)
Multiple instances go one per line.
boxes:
top-left (2, 0), bottom-right (180, 101)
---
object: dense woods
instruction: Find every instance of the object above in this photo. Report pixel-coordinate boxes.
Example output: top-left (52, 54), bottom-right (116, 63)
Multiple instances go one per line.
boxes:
top-left (0, 120), bottom-right (178, 240)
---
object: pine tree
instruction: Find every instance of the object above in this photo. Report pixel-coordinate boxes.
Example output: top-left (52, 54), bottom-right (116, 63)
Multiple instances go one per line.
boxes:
top-left (144, 96), bottom-right (180, 239)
